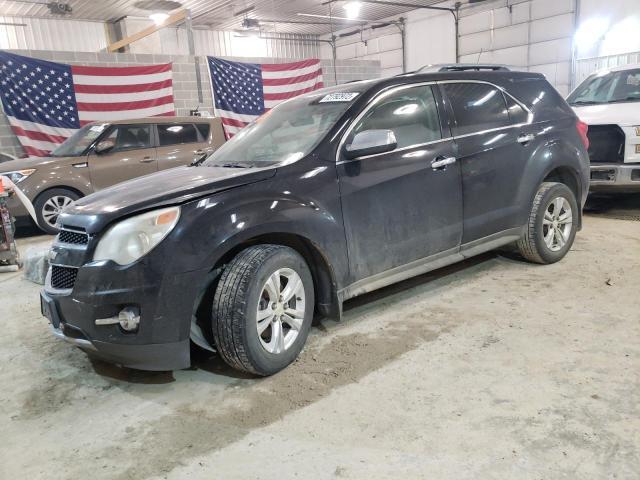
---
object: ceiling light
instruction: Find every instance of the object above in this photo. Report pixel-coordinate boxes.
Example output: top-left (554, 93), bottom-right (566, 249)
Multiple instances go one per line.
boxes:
top-left (149, 13), bottom-right (170, 25)
top-left (343, 1), bottom-right (362, 20)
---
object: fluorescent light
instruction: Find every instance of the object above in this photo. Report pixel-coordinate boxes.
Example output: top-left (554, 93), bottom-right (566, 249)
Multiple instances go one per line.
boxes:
top-left (149, 13), bottom-right (170, 25)
top-left (343, 1), bottom-right (362, 20)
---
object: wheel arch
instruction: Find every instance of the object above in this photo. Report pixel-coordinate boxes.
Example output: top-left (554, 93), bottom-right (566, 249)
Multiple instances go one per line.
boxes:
top-left (33, 185), bottom-right (85, 205)
top-left (542, 166), bottom-right (583, 228)
top-left (213, 232), bottom-right (341, 320)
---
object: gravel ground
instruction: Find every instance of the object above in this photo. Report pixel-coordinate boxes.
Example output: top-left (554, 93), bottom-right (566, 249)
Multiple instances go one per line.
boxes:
top-left (1, 201), bottom-right (639, 480)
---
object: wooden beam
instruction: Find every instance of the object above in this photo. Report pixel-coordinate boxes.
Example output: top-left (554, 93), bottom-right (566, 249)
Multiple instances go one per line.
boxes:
top-left (107, 9), bottom-right (187, 53)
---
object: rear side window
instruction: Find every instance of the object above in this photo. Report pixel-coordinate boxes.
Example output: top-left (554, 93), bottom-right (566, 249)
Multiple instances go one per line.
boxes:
top-left (195, 123), bottom-right (210, 140)
top-left (350, 84), bottom-right (442, 149)
top-left (157, 123), bottom-right (199, 146)
top-left (103, 124), bottom-right (152, 152)
top-left (442, 83), bottom-right (510, 136)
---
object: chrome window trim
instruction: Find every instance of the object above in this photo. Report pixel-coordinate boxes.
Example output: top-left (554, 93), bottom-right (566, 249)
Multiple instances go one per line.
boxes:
top-left (335, 79), bottom-right (534, 163)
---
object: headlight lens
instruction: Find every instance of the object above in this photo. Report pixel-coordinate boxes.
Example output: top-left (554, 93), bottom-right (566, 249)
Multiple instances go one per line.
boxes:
top-left (93, 207), bottom-right (180, 265)
top-left (1, 169), bottom-right (36, 184)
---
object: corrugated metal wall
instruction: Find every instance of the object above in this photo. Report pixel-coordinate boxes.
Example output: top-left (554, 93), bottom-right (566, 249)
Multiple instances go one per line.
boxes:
top-left (575, 51), bottom-right (640, 85)
top-left (0, 16), bottom-right (320, 59)
top-left (0, 16), bottom-right (107, 52)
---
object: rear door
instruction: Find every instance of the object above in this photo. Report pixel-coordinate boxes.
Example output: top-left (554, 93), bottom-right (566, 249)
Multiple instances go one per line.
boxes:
top-left (87, 123), bottom-right (157, 190)
top-left (155, 122), bottom-right (210, 170)
top-left (440, 81), bottom-right (532, 244)
top-left (337, 83), bottom-right (463, 282)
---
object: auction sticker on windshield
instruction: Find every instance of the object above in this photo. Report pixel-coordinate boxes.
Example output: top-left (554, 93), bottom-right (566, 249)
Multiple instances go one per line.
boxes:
top-left (319, 92), bottom-right (359, 103)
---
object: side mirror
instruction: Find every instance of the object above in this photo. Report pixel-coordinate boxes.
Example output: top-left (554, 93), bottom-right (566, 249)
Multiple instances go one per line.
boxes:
top-left (344, 129), bottom-right (397, 160)
top-left (94, 139), bottom-right (115, 154)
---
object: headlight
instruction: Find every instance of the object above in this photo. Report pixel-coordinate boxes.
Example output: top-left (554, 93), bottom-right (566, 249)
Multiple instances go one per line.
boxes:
top-left (93, 206), bottom-right (180, 265)
top-left (0, 169), bottom-right (36, 184)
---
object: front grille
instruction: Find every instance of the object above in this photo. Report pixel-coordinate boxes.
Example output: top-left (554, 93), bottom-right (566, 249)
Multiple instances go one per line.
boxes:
top-left (51, 265), bottom-right (78, 290)
top-left (587, 125), bottom-right (625, 164)
top-left (57, 229), bottom-right (89, 245)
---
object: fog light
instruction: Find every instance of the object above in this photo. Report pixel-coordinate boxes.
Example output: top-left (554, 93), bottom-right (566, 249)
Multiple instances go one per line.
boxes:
top-left (118, 308), bottom-right (140, 331)
top-left (95, 307), bottom-right (140, 332)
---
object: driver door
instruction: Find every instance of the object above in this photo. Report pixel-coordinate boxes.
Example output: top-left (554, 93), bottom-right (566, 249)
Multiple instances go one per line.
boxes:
top-left (337, 83), bottom-right (463, 282)
top-left (87, 124), bottom-right (157, 190)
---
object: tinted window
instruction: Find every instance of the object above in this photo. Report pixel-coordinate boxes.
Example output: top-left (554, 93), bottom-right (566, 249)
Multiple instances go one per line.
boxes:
top-left (443, 83), bottom-right (509, 136)
top-left (103, 125), bottom-right (152, 151)
top-left (158, 123), bottom-right (199, 146)
top-left (349, 85), bottom-right (441, 149)
top-left (195, 123), bottom-right (210, 140)
top-left (505, 95), bottom-right (529, 124)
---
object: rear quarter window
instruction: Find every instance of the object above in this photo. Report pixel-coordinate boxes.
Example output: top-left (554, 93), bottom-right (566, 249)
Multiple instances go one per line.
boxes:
top-left (505, 78), bottom-right (575, 121)
top-left (157, 123), bottom-right (199, 146)
top-left (195, 123), bottom-right (210, 140)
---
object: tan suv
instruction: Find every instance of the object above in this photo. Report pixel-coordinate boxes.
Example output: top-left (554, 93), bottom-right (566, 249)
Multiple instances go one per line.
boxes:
top-left (1, 116), bottom-right (225, 234)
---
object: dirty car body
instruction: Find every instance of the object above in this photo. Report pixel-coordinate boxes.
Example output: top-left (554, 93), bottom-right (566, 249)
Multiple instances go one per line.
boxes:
top-left (41, 70), bottom-right (590, 372)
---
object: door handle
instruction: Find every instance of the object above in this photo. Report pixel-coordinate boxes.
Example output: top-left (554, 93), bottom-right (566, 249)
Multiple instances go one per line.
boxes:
top-left (139, 156), bottom-right (155, 163)
top-left (431, 157), bottom-right (456, 170)
top-left (517, 133), bottom-right (535, 144)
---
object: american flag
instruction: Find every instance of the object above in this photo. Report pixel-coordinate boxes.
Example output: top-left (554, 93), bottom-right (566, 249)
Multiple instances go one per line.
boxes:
top-left (208, 57), bottom-right (323, 138)
top-left (0, 51), bottom-right (175, 157)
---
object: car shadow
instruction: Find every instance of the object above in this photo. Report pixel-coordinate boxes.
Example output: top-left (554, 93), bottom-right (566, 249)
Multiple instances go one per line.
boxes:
top-left (584, 193), bottom-right (640, 219)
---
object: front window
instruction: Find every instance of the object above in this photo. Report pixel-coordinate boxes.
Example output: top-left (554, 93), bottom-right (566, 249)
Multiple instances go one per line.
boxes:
top-left (102, 124), bottom-right (152, 152)
top-left (568, 68), bottom-right (640, 105)
top-left (51, 123), bottom-right (109, 157)
top-left (202, 90), bottom-right (361, 168)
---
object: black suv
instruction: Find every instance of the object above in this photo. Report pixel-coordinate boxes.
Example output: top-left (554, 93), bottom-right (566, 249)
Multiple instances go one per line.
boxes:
top-left (41, 68), bottom-right (590, 375)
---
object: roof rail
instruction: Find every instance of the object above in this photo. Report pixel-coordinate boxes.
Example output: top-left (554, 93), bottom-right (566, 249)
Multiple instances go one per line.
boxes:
top-left (417, 63), bottom-right (512, 73)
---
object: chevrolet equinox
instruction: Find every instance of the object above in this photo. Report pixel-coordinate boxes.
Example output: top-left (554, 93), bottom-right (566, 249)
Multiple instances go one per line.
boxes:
top-left (41, 68), bottom-right (590, 375)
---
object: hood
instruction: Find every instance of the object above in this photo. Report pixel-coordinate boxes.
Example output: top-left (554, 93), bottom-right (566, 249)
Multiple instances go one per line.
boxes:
top-left (0, 156), bottom-right (66, 173)
top-left (572, 102), bottom-right (640, 126)
top-left (60, 165), bottom-right (276, 233)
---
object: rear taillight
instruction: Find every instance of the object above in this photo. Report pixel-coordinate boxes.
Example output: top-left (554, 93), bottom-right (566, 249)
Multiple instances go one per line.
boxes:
top-left (576, 119), bottom-right (589, 150)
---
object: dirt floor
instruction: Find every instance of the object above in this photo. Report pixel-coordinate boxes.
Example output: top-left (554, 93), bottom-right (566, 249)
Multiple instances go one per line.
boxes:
top-left (1, 196), bottom-right (639, 480)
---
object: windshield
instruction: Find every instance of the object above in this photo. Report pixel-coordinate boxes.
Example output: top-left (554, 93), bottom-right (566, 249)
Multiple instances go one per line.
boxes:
top-left (202, 90), bottom-right (360, 168)
top-left (568, 68), bottom-right (640, 105)
top-left (51, 123), bottom-right (109, 157)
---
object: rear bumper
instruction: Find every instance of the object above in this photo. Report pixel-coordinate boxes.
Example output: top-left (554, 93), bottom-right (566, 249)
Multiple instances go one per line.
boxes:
top-left (590, 163), bottom-right (640, 192)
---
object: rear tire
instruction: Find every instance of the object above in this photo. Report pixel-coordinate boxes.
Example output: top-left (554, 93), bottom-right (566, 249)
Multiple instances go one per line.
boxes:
top-left (211, 244), bottom-right (314, 376)
top-left (34, 188), bottom-right (80, 235)
top-left (517, 182), bottom-right (578, 264)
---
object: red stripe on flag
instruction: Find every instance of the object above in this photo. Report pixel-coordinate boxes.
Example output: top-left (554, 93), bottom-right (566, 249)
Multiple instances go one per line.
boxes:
top-left (23, 145), bottom-right (51, 157)
top-left (264, 83), bottom-right (324, 101)
top-left (262, 69), bottom-right (323, 86)
top-left (76, 95), bottom-right (174, 112)
top-left (261, 59), bottom-right (320, 72)
top-left (73, 79), bottom-right (173, 94)
top-left (71, 63), bottom-right (172, 76)
top-left (11, 126), bottom-right (68, 144)
top-left (221, 117), bottom-right (249, 128)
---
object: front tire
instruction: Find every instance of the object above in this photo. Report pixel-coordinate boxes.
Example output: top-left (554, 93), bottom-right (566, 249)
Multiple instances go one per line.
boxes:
top-left (211, 244), bottom-right (315, 376)
top-left (517, 182), bottom-right (578, 264)
top-left (34, 188), bottom-right (80, 235)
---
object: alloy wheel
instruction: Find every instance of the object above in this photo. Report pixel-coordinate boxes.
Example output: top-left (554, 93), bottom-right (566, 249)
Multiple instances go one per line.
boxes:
top-left (256, 268), bottom-right (306, 354)
top-left (42, 195), bottom-right (73, 229)
top-left (542, 197), bottom-right (572, 252)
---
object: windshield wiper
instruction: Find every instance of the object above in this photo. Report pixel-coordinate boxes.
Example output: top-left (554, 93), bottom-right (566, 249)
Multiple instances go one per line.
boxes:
top-left (606, 96), bottom-right (640, 103)
top-left (219, 162), bottom-right (252, 169)
top-left (570, 100), bottom-right (599, 105)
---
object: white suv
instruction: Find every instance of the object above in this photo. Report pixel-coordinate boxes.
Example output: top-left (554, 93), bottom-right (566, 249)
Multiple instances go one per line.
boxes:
top-left (568, 64), bottom-right (640, 192)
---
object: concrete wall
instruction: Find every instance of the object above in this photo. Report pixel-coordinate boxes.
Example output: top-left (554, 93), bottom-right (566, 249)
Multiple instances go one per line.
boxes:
top-left (0, 50), bottom-right (380, 157)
